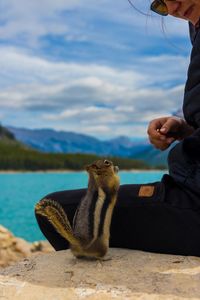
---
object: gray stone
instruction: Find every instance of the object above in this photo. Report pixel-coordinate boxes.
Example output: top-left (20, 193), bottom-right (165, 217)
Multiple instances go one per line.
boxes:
top-left (0, 248), bottom-right (200, 299)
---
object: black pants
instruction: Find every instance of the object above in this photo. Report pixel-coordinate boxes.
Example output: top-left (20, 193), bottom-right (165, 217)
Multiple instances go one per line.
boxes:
top-left (35, 130), bottom-right (200, 257)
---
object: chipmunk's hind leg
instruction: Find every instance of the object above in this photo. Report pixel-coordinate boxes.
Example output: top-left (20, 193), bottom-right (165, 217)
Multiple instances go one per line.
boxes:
top-left (35, 199), bottom-right (80, 247)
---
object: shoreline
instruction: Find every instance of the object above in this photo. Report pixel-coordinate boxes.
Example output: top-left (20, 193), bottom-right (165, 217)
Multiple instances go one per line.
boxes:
top-left (0, 169), bottom-right (79, 174)
top-left (0, 169), bottom-right (168, 174)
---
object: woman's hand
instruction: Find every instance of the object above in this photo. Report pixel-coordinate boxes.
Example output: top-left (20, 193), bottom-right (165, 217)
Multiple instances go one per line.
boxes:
top-left (147, 116), bottom-right (194, 150)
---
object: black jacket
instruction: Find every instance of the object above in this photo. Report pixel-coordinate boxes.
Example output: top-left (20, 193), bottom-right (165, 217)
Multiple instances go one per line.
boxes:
top-left (183, 23), bottom-right (200, 128)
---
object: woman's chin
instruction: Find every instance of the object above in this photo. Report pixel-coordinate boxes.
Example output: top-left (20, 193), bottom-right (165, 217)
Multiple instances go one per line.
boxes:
top-left (189, 12), bottom-right (200, 26)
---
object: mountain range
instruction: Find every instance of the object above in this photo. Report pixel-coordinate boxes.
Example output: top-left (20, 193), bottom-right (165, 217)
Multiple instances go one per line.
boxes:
top-left (8, 126), bottom-right (170, 167)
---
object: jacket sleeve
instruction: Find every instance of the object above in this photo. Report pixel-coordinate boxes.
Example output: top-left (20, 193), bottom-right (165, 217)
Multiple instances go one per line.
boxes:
top-left (183, 27), bottom-right (200, 129)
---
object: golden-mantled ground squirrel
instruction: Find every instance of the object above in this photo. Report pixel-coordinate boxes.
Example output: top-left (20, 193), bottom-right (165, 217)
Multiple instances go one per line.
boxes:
top-left (35, 159), bottom-right (120, 259)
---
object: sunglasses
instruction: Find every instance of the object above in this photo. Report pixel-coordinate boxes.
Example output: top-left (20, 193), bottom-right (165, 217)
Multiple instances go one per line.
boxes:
top-left (150, 0), bottom-right (174, 16)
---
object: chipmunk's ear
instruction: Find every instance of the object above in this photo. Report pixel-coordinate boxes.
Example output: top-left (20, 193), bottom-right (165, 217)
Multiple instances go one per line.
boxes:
top-left (114, 166), bottom-right (119, 173)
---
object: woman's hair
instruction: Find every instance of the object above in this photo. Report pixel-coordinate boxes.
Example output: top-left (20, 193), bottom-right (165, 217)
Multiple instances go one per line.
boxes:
top-left (127, 0), bottom-right (182, 51)
top-left (127, 0), bottom-right (151, 16)
top-left (127, 0), bottom-right (174, 46)
top-left (127, 0), bottom-right (166, 31)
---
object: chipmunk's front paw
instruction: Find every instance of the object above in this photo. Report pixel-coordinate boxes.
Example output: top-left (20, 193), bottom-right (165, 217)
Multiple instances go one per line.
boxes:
top-left (99, 254), bottom-right (112, 261)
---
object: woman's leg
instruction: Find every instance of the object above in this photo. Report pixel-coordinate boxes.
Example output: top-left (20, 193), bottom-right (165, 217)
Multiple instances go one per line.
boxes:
top-left (110, 179), bottom-right (200, 256)
top-left (35, 179), bottom-right (200, 256)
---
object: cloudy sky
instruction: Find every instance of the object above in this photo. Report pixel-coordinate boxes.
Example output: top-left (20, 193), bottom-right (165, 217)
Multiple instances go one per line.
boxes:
top-left (0, 0), bottom-right (192, 139)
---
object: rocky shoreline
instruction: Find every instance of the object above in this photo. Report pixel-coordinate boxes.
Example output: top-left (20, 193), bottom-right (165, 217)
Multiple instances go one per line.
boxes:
top-left (0, 225), bottom-right (53, 268)
top-left (1, 225), bottom-right (200, 299)
top-left (1, 247), bottom-right (200, 299)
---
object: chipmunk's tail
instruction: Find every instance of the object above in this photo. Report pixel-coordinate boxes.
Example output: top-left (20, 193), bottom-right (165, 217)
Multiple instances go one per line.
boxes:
top-left (35, 199), bottom-right (80, 247)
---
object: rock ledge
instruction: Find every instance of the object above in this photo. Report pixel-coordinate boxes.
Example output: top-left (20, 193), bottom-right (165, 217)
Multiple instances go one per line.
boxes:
top-left (1, 248), bottom-right (200, 299)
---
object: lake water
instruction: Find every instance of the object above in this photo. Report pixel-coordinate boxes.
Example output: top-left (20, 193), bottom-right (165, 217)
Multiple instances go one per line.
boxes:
top-left (0, 170), bottom-right (166, 242)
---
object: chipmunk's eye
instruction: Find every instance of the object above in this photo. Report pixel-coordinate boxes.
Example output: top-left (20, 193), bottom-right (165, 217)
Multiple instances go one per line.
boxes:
top-left (104, 160), bottom-right (110, 166)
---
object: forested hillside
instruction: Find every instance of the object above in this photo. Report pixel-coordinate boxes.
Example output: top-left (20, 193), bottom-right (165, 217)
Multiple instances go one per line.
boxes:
top-left (0, 124), bottom-right (161, 171)
top-left (8, 126), bottom-right (169, 167)
top-left (0, 124), bottom-right (16, 141)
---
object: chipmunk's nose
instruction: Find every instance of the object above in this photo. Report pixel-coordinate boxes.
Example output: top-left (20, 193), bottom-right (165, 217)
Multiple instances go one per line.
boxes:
top-left (85, 163), bottom-right (98, 172)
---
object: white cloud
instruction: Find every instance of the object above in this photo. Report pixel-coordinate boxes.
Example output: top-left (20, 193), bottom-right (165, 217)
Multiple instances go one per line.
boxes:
top-left (0, 0), bottom-right (192, 138)
top-left (0, 0), bottom-right (79, 41)
top-left (0, 0), bottom-right (190, 48)
top-left (0, 47), bottom-right (186, 139)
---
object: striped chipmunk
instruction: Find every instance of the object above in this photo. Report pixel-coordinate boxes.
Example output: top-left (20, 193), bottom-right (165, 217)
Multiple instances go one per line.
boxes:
top-left (35, 159), bottom-right (120, 259)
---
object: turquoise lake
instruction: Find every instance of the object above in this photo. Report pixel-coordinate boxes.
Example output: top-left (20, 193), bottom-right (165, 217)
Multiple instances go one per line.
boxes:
top-left (0, 171), bottom-right (166, 242)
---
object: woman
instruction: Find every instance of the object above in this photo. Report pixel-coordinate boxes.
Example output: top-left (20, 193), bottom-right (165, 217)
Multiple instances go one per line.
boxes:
top-left (149, 0), bottom-right (200, 150)
top-left (35, 0), bottom-right (200, 256)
